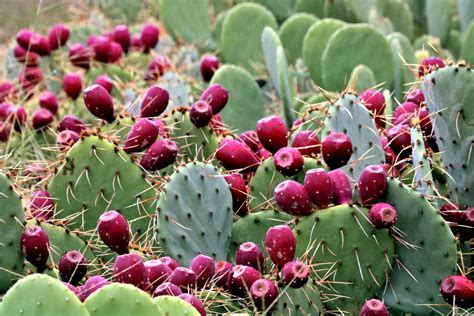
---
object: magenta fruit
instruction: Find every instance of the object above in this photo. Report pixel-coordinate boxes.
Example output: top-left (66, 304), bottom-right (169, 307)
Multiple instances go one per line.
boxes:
top-left (0, 82), bottom-right (16, 102)
top-left (153, 282), bottom-right (182, 297)
top-left (440, 202), bottom-right (462, 223)
top-left (235, 242), bottom-right (264, 271)
top-left (265, 225), bottom-right (296, 268)
top-left (368, 203), bottom-right (397, 228)
top-left (169, 267), bottom-right (197, 291)
top-left (140, 139), bottom-right (178, 171)
top-left (229, 265), bottom-right (262, 297)
top-left (63, 73), bottom-right (82, 100)
top-left (69, 43), bottom-right (91, 69)
top-left (256, 115), bottom-right (288, 153)
top-left (141, 23), bottom-right (160, 52)
top-left (29, 190), bottom-right (55, 220)
top-left (274, 147), bottom-right (304, 176)
top-left (328, 169), bottom-right (352, 205)
top-left (281, 260), bottom-right (309, 288)
top-left (12, 106), bottom-right (27, 131)
top-left (0, 122), bottom-right (10, 142)
top-left (13, 45), bottom-right (39, 66)
top-left (250, 279), bottom-right (279, 310)
top-left (304, 168), bottom-right (333, 209)
top-left (48, 23), bottom-right (69, 50)
top-left (143, 260), bottom-right (172, 292)
top-left (83, 84), bottom-right (115, 122)
top-left (224, 173), bottom-right (249, 216)
top-left (92, 36), bottom-right (112, 63)
top-left (440, 275), bottom-right (474, 307)
top-left (113, 253), bottom-right (146, 287)
top-left (359, 89), bottom-right (386, 114)
top-left (124, 118), bottom-right (159, 153)
top-left (418, 56), bottom-right (446, 77)
top-left (274, 180), bottom-right (313, 216)
top-left (215, 261), bottom-right (233, 288)
top-left (358, 165), bottom-right (388, 205)
top-left (80, 276), bottom-right (109, 302)
top-left (200, 84), bottom-right (229, 115)
top-left (386, 124), bottom-right (411, 158)
top-left (112, 25), bottom-right (131, 53)
top-left (58, 115), bottom-right (86, 133)
top-left (238, 130), bottom-right (260, 153)
top-left (140, 85), bottom-right (169, 118)
top-left (157, 256), bottom-right (179, 271)
top-left (406, 89), bottom-right (425, 105)
top-left (97, 210), bottom-right (130, 254)
top-left (200, 54), bottom-right (219, 82)
top-left (145, 55), bottom-right (171, 80)
top-left (190, 100), bottom-right (213, 127)
top-left (20, 226), bottom-right (50, 271)
top-left (94, 75), bottom-right (114, 94)
top-left (291, 130), bottom-right (321, 157)
top-left (16, 29), bottom-right (33, 50)
top-left (216, 139), bottom-right (259, 172)
top-left (57, 130), bottom-right (80, 147)
top-left (360, 299), bottom-right (389, 316)
top-left (189, 254), bottom-right (215, 288)
top-left (64, 282), bottom-right (80, 297)
top-left (32, 108), bottom-right (54, 130)
top-left (59, 250), bottom-right (88, 285)
top-left (109, 42), bottom-right (123, 63)
top-left (322, 132), bottom-right (353, 169)
top-left (178, 294), bottom-right (206, 316)
top-left (39, 91), bottom-right (58, 114)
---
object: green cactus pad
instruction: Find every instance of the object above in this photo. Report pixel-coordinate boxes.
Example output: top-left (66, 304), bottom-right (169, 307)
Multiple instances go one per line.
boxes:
top-left (461, 22), bottom-right (474, 64)
top-left (85, 283), bottom-right (162, 316)
top-left (279, 13), bottom-right (318, 64)
top-left (235, 0), bottom-right (294, 22)
top-left (324, 93), bottom-right (385, 179)
top-left (295, 0), bottom-right (324, 17)
top-left (48, 136), bottom-right (157, 241)
top-left (162, 107), bottom-right (221, 161)
top-left (349, 0), bottom-right (381, 23)
top-left (382, 179), bottom-right (457, 314)
top-left (458, 0), bottom-right (474, 32)
top-left (324, 0), bottom-right (356, 22)
top-left (348, 64), bottom-right (376, 93)
top-left (154, 295), bottom-right (199, 315)
top-left (276, 281), bottom-right (324, 315)
top-left (249, 157), bottom-right (322, 211)
top-left (160, 72), bottom-right (191, 108)
top-left (321, 24), bottom-right (393, 91)
top-left (421, 65), bottom-right (474, 208)
top-left (213, 11), bottom-right (228, 46)
top-left (159, 0), bottom-right (216, 51)
top-left (157, 162), bottom-right (233, 266)
top-left (99, 116), bottom-right (135, 144)
top-left (383, 0), bottom-right (414, 40)
top-left (426, 0), bottom-right (452, 44)
top-left (221, 3), bottom-right (278, 74)
top-left (410, 125), bottom-right (434, 196)
top-left (295, 204), bottom-right (394, 313)
top-left (303, 18), bottom-right (346, 85)
top-left (86, 0), bottom-right (142, 24)
top-left (387, 32), bottom-right (416, 100)
top-left (1, 274), bottom-right (88, 316)
top-left (210, 65), bottom-right (265, 132)
top-left (199, 289), bottom-right (247, 313)
top-left (0, 172), bottom-right (25, 293)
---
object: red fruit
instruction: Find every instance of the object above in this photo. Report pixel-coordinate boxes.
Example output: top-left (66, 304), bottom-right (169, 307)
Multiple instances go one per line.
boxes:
top-left (274, 147), bottom-right (304, 176)
top-left (200, 54), bottom-right (219, 82)
top-left (0, 82), bottom-right (16, 102)
top-left (113, 253), bottom-right (146, 286)
top-left (97, 210), bottom-right (130, 254)
top-left (16, 29), bottom-right (33, 50)
top-left (216, 139), bottom-right (259, 172)
top-left (250, 279), bottom-right (279, 310)
top-left (190, 101), bottom-right (213, 128)
top-left (141, 23), bottom-right (160, 52)
top-left (380, 136), bottom-right (396, 165)
top-left (229, 265), bottom-right (262, 297)
top-left (274, 180), bottom-right (313, 216)
top-left (360, 299), bottom-right (388, 316)
top-left (153, 282), bottom-right (182, 297)
top-left (59, 251), bottom-right (87, 285)
top-left (12, 106), bottom-right (27, 131)
top-left (189, 254), bottom-right (215, 288)
top-left (58, 115), bottom-right (86, 133)
top-left (92, 36), bottom-right (112, 63)
top-left (112, 25), bottom-right (131, 53)
top-left (235, 242), bottom-right (264, 271)
top-left (157, 257), bottom-right (179, 271)
top-left (109, 42), bottom-right (123, 63)
top-left (358, 165), bottom-right (388, 205)
top-left (145, 56), bottom-right (171, 80)
top-left (178, 294), bottom-right (206, 316)
top-left (328, 169), bottom-right (352, 205)
top-left (29, 190), bottom-right (54, 220)
top-left (140, 139), bottom-right (178, 171)
top-left (20, 226), bottom-right (50, 271)
top-left (32, 108), bottom-right (54, 129)
top-left (140, 85), bottom-right (169, 118)
top-left (256, 146), bottom-right (272, 161)
top-left (281, 260), bottom-right (309, 288)
top-left (80, 276), bottom-right (109, 302)
top-left (392, 102), bottom-right (419, 124)
top-left (19, 67), bottom-right (43, 92)
top-left (169, 267), bottom-right (197, 291)
top-left (406, 89), bottom-right (425, 105)
top-left (13, 45), bottom-right (39, 66)
top-left (265, 225), bottom-right (296, 268)
top-left (304, 168), bottom-right (333, 209)
top-left (440, 275), bottom-right (474, 307)
top-left (29, 34), bottom-right (51, 56)
top-left (124, 118), bottom-right (159, 153)
top-left (386, 124), bottom-right (411, 158)
top-left (256, 115), bottom-right (288, 153)
top-left (48, 23), bottom-right (70, 50)
top-left (0, 122), bottom-right (11, 142)
top-left (63, 73), bottom-right (82, 100)
top-left (39, 91), bottom-right (58, 114)
top-left (291, 130), bottom-right (321, 157)
top-left (200, 84), bottom-right (229, 115)
top-left (224, 173), bottom-right (249, 216)
top-left (131, 34), bottom-right (142, 51)
top-left (69, 43), bottom-right (91, 69)
top-left (215, 261), bottom-right (233, 288)
top-left (143, 260), bottom-right (172, 292)
top-left (153, 119), bottom-right (169, 138)
top-left (57, 130), bottom-right (80, 147)
top-left (238, 130), bottom-right (260, 153)
top-left (440, 202), bottom-right (462, 223)
top-left (64, 282), bottom-right (80, 297)
top-left (322, 132), bottom-right (353, 169)
top-left (418, 56), bottom-right (445, 77)
top-left (210, 113), bottom-right (226, 134)
top-left (83, 84), bottom-right (115, 122)
top-left (359, 89), bottom-right (385, 114)
top-left (94, 75), bottom-right (114, 94)
top-left (368, 203), bottom-right (397, 228)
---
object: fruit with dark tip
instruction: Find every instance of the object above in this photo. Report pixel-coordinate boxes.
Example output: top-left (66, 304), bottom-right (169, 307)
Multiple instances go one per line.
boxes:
top-left (358, 165), bottom-right (388, 205)
top-left (113, 253), bottom-right (146, 286)
top-left (440, 275), bottom-right (474, 307)
top-left (328, 169), bottom-right (352, 205)
top-left (229, 265), bottom-right (262, 297)
top-left (169, 267), bottom-right (197, 291)
top-left (112, 25), bottom-right (131, 53)
top-left (83, 84), bottom-right (115, 122)
top-left (97, 210), bottom-right (130, 254)
top-left (189, 254), bottom-right (215, 289)
top-left (190, 101), bottom-right (213, 127)
top-left (235, 242), bottom-right (264, 271)
top-left (20, 226), bottom-right (50, 271)
top-left (281, 260), bottom-right (309, 288)
top-left (178, 294), bottom-right (206, 316)
top-left (69, 43), bottom-right (91, 69)
top-left (63, 73), bottom-right (82, 100)
top-left (360, 299), bottom-right (389, 316)
top-left (322, 132), bottom-right (353, 169)
top-left (124, 118), bottom-right (159, 153)
top-left (29, 190), bottom-right (55, 220)
top-left (216, 139), bottom-right (259, 172)
top-left (274, 147), bottom-right (304, 176)
top-left (265, 225), bottom-right (296, 268)
top-left (140, 85), bottom-right (169, 118)
top-left (59, 250), bottom-right (88, 285)
top-left (368, 203), bottom-right (397, 228)
top-left (274, 180), bottom-right (313, 216)
top-left (250, 279), bottom-right (279, 310)
top-left (200, 84), bottom-right (229, 114)
top-left (140, 139), bottom-right (178, 171)
top-left (256, 115), bottom-right (288, 153)
top-left (291, 131), bottom-right (321, 157)
top-left (304, 168), bottom-right (333, 209)
top-left (224, 173), bottom-right (249, 216)
top-left (200, 54), bottom-right (219, 82)
top-left (153, 282), bottom-right (182, 297)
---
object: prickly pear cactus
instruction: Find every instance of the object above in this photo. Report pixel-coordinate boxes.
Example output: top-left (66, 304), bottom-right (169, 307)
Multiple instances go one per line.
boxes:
top-left (154, 295), bottom-right (199, 315)
top-left (276, 281), bottom-right (324, 315)
top-left (410, 125), bottom-right (434, 196)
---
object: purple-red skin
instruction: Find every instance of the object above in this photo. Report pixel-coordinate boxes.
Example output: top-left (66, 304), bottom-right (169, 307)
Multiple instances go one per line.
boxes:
top-left (94, 75), bottom-right (114, 94)
top-left (58, 115), bottom-right (86, 133)
top-left (83, 84), bottom-right (115, 122)
top-left (386, 124), bottom-right (411, 158)
top-left (113, 253), bottom-right (146, 287)
top-left (359, 89), bottom-right (386, 115)
top-left (322, 132), bottom-right (353, 170)
top-left (190, 101), bottom-right (213, 128)
top-left (238, 130), bottom-right (260, 153)
top-left (393, 101), bottom-right (419, 123)
top-left (63, 73), bottom-right (82, 100)
top-left (0, 102), bottom-right (13, 120)
top-left (440, 275), bottom-right (474, 307)
top-left (153, 119), bottom-right (168, 138)
top-left (360, 299), bottom-right (389, 316)
top-left (29, 34), bottom-right (51, 56)
top-left (153, 282), bottom-right (182, 297)
top-left (216, 139), bottom-right (259, 172)
top-left (200, 84), bottom-right (229, 115)
top-left (39, 91), bottom-right (58, 114)
top-left (131, 34), bottom-right (142, 51)
top-left (48, 23), bottom-right (69, 50)
top-left (19, 67), bottom-right (43, 92)
top-left (112, 25), bottom-right (131, 53)
top-left (200, 54), bottom-right (219, 82)
top-left (440, 202), bottom-right (462, 223)
top-left (124, 118), bottom-right (159, 153)
top-left (291, 131), bottom-right (321, 157)
top-left (143, 260), bottom-right (172, 292)
top-left (229, 265), bottom-right (262, 297)
top-left (256, 147), bottom-right (272, 161)
top-left (109, 42), bottom-right (123, 63)
top-left (215, 261), bottom-right (233, 288)
top-left (59, 250), bottom-right (88, 285)
top-left (189, 254), bottom-right (215, 289)
top-left (157, 257), bottom-right (179, 271)
top-left (274, 180), bottom-right (313, 216)
top-left (140, 85), bottom-right (169, 118)
top-left (265, 225), bottom-right (296, 268)
top-left (380, 136), bottom-right (396, 165)
top-left (169, 267), bottom-right (197, 292)
top-left (80, 276), bottom-right (109, 302)
top-left (406, 89), bottom-right (425, 105)
top-left (209, 114), bottom-right (225, 134)
top-left (29, 190), bottom-right (55, 220)
top-left (92, 36), bottom-right (112, 63)
top-left (224, 173), bottom-right (249, 216)
top-left (57, 130), bottom-right (80, 147)
top-left (368, 203), bottom-right (397, 228)
top-left (140, 139), bottom-right (178, 171)
top-left (64, 282), bottom-right (80, 297)
top-left (13, 45), bottom-right (40, 66)
top-left (0, 82), bottom-right (16, 102)
top-left (178, 294), bottom-right (206, 316)
top-left (358, 165), bottom-right (388, 205)
top-left (235, 242), bottom-right (264, 271)
top-left (418, 56), bottom-right (446, 77)
top-left (141, 23), bottom-right (160, 52)
top-left (32, 108), bottom-right (54, 130)
top-left (304, 168), bottom-right (333, 209)
top-left (145, 56), bottom-right (171, 80)
top-left (20, 226), bottom-right (50, 271)
top-left (0, 122), bottom-right (10, 142)
top-left (12, 106), bottom-right (27, 131)
top-left (250, 279), bottom-right (279, 310)
top-left (16, 29), bottom-right (33, 50)
top-left (97, 211), bottom-right (130, 254)
top-left (281, 260), bottom-right (309, 288)
top-left (256, 115), bottom-right (288, 154)
top-left (462, 208), bottom-right (474, 226)
top-left (273, 147), bottom-right (304, 176)
top-left (328, 169), bottom-right (352, 205)
top-left (69, 43), bottom-right (91, 69)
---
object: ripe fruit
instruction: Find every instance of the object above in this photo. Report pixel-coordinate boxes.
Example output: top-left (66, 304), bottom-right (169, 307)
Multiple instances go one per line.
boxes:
top-left (169, 267), bottom-right (197, 291)
top-left (291, 131), bottom-right (321, 157)
top-left (281, 260), bottom-right (309, 288)
top-left (440, 275), bottom-right (474, 307)
top-left (153, 282), bottom-right (182, 297)
top-left (229, 265), bottom-right (262, 297)
top-left (39, 91), bottom-right (58, 114)
top-left (83, 84), bottom-right (115, 122)
top-left (200, 84), bottom-right (229, 114)
top-left (322, 132), bottom-right (353, 169)
top-left (418, 56), bottom-right (445, 77)
top-left (141, 23), bottom-right (160, 52)
top-left (235, 242), bottom-right (264, 271)
top-left (189, 254), bottom-right (215, 288)
top-left (250, 279), bottom-right (279, 310)
top-left (59, 251), bottom-right (87, 285)
top-left (97, 210), bottom-right (130, 254)
top-left (32, 108), bottom-right (54, 130)
top-left (358, 165), bottom-right (388, 205)
top-left (273, 147), bottom-right (304, 176)
top-left (140, 139), bottom-right (178, 171)
top-left (265, 225), bottom-right (296, 268)
top-left (224, 173), bottom-right (248, 216)
top-left (256, 115), bottom-right (288, 153)
top-left (274, 180), bottom-right (313, 216)
top-left (368, 203), bottom-right (397, 228)
top-left (143, 260), bottom-right (172, 292)
top-left (29, 190), bottom-right (55, 220)
top-left (113, 253), bottom-right (146, 287)
top-left (140, 85), bottom-right (169, 118)
top-left (360, 299), bottom-right (389, 316)
top-left (200, 54), bottom-right (219, 82)
top-left (178, 294), bottom-right (206, 316)
top-left (190, 101), bottom-right (213, 127)
top-left (304, 168), bottom-right (333, 209)
top-left (215, 261), bottom-right (233, 288)
top-left (20, 226), bottom-right (50, 271)
top-left (124, 118), bottom-right (159, 153)
top-left (328, 169), bottom-right (352, 205)
top-left (216, 139), bottom-right (259, 172)
top-left (63, 73), bottom-right (82, 100)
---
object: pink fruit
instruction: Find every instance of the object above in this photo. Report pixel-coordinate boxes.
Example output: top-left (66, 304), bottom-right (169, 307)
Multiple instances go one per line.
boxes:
top-left (200, 84), bottom-right (229, 115)
top-left (140, 139), bottom-right (178, 171)
top-left (145, 55), bottom-right (171, 81)
top-left (157, 257), bottom-right (179, 271)
top-left (190, 101), bottom-right (213, 127)
top-left (256, 115), bottom-right (288, 153)
top-left (63, 73), bottom-right (82, 100)
top-left (440, 202), bottom-right (462, 223)
top-left (69, 43), bottom-right (91, 69)
top-left (124, 118), bottom-right (159, 153)
top-left (153, 119), bottom-right (168, 138)
top-left (113, 253), bottom-right (146, 286)
top-left (92, 36), bottom-right (112, 63)
top-left (16, 29), bottom-right (33, 50)
top-left (32, 108), bottom-right (54, 129)
top-left (19, 67), bottom-right (43, 92)
top-left (304, 168), bottom-right (333, 209)
top-left (97, 210), bottom-right (130, 254)
top-left (83, 84), bottom-right (115, 122)
top-left (57, 130), bottom-right (80, 147)
top-left (141, 23), bottom-right (160, 52)
top-left (0, 122), bottom-right (11, 142)
top-left (360, 299), bottom-right (388, 316)
top-left (80, 276), bottom-right (109, 301)
top-left (140, 85), bottom-right (169, 118)
top-left (229, 265), bottom-right (262, 297)
top-left (238, 130), bottom-right (260, 153)
top-left (322, 132), bottom-right (353, 169)
top-left (368, 203), bottom-right (397, 228)
top-left (224, 173), bottom-right (249, 216)
top-left (94, 75), bottom-right (114, 94)
top-left (281, 260), bottom-right (309, 288)
top-left (11, 106), bottom-right (27, 131)
top-left (380, 136), bottom-right (396, 165)
top-left (58, 115), bottom-right (86, 133)
top-left (64, 282), bottom-right (80, 297)
top-left (189, 254), bottom-right (215, 288)
top-left (131, 34), bottom-right (142, 51)
top-left (250, 279), bottom-right (279, 310)
top-left (216, 139), bottom-right (259, 172)
top-left (143, 260), bottom-right (172, 292)
top-left (406, 89), bottom-right (424, 105)
top-left (358, 165), bottom-right (388, 205)
top-left (440, 275), bottom-right (474, 307)
top-left (169, 267), bottom-right (197, 291)
top-left (418, 56), bottom-right (445, 77)
top-left (291, 131), bottom-right (321, 157)
top-left (112, 25), bottom-right (131, 53)
top-left (20, 226), bottom-right (50, 271)
top-left (109, 42), bottom-right (123, 63)
top-left (265, 225), bottom-right (296, 268)
top-left (386, 124), bottom-right (411, 158)
top-left (200, 54), bottom-right (219, 82)
top-left (13, 45), bottom-right (39, 66)
top-left (48, 23), bottom-right (70, 50)
top-left (235, 242), bottom-right (264, 271)
top-left (0, 82), bottom-right (16, 102)
top-left (39, 91), bottom-right (58, 114)
top-left (274, 147), bottom-right (304, 176)
top-left (274, 180), bottom-right (313, 216)
top-left (29, 34), bottom-right (51, 56)
top-left (29, 190), bottom-right (55, 220)
top-left (215, 261), bottom-right (233, 288)
top-left (256, 147), bottom-right (272, 160)
top-left (393, 102), bottom-right (419, 123)
top-left (59, 251), bottom-right (87, 285)
top-left (178, 294), bottom-right (206, 316)
top-left (328, 169), bottom-right (352, 205)
top-left (153, 282), bottom-right (182, 297)
top-left (359, 89), bottom-right (385, 114)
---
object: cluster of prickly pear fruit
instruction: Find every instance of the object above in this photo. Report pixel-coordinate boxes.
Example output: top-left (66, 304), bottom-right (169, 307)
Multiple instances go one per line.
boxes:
top-left (0, 0), bottom-right (473, 315)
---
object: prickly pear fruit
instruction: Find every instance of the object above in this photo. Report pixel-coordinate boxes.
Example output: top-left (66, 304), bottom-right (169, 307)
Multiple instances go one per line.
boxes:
top-left (200, 54), bottom-right (219, 82)
top-left (358, 165), bottom-right (388, 205)
top-left (57, 130), bottom-right (80, 147)
top-left (59, 250), bottom-right (87, 285)
top-left (21, 226), bottom-right (50, 271)
top-left (48, 23), bottom-right (69, 50)
top-left (359, 89), bottom-right (385, 114)
top-left (291, 130), bottom-right (321, 157)
top-left (124, 118), bottom-right (159, 153)
top-left (190, 101), bottom-right (213, 128)
top-left (440, 275), bottom-right (474, 308)
top-left (39, 91), bottom-right (58, 114)
top-left (80, 276), bottom-right (109, 301)
top-left (216, 139), bottom-right (259, 172)
top-left (145, 55), bottom-right (171, 80)
top-left (178, 293), bottom-right (206, 316)
top-left (112, 25), bottom-right (131, 52)
top-left (169, 267), bottom-right (197, 291)
top-left (274, 180), bottom-right (313, 216)
top-left (238, 130), bottom-right (260, 152)
top-left (250, 279), bottom-right (279, 310)
top-left (281, 260), bottom-right (309, 288)
top-left (83, 84), bottom-right (115, 122)
top-left (97, 210), bottom-right (130, 254)
top-left (92, 36), bottom-right (112, 63)
top-left (229, 265), bottom-right (262, 297)
top-left (140, 23), bottom-right (160, 52)
top-left (386, 124), bottom-right (411, 158)
top-left (328, 169), bottom-right (352, 205)
top-left (265, 225), bottom-right (296, 268)
top-left (32, 108), bottom-right (54, 129)
top-left (189, 254), bottom-right (215, 289)
top-left (200, 84), bottom-right (229, 114)
top-left (304, 168), bottom-right (333, 209)
top-left (113, 253), bottom-right (146, 286)
top-left (418, 56), bottom-right (445, 77)
top-left (29, 190), bottom-right (55, 220)
top-left (256, 115), bottom-right (288, 153)
top-left (274, 147), bottom-right (304, 176)
top-left (368, 203), bottom-right (397, 228)
top-left (143, 260), bottom-right (172, 292)
top-left (140, 139), bottom-right (178, 171)
top-left (140, 85), bottom-right (169, 118)
top-left (322, 132), bottom-right (353, 170)
top-left (69, 43), bottom-right (91, 69)
top-left (235, 242), bottom-right (264, 271)
top-left (157, 256), bottom-right (179, 271)
top-left (153, 282), bottom-right (182, 297)
top-left (360, 299), bottom-right (389, 316)
top-left (406, 89), bottom-right (424, 105)
top-left (94, 75), bottom-right (114, 94)
top-left (440, 201), bottom-right (461, 224)
top-left (224, 173), bottom-right (249, 216)
top-left (58, 115), bottom-right (86, 133)
top-left (215, 261), bottom-right (233, 288)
